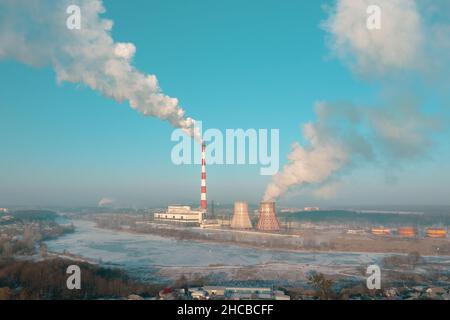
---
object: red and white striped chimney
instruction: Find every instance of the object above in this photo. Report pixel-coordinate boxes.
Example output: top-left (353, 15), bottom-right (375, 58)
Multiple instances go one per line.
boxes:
top-left (200, 141), bottom-right (207, 211)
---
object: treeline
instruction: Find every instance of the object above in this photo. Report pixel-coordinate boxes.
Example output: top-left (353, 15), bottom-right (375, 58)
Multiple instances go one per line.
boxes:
top-left (0, 239), bottom-right (34, 257)
top-left (0, 258), bottom-right (163, 300)
top-left (0, 222), bottom-right (75, 258)
top-left (9, 210), bottom-right (58, 221)
top-left (40, 222), bottom-right (75, 240)
top-left (284, 210), bottom-right (450, 228)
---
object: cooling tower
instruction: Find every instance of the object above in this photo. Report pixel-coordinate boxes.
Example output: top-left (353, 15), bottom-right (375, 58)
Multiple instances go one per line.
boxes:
top-left (256, 202), bottom-right (280, 231)
top-left (231, 201), bottom-right (253, 229)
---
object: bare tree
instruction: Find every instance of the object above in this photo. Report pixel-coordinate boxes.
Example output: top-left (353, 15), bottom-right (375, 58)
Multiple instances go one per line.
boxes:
top-left (407, 251), bottom-right (424, 268)
top-left (308, 272), bottom-right (334, 300)
top-left (39, 243), bottom-right (48, 258)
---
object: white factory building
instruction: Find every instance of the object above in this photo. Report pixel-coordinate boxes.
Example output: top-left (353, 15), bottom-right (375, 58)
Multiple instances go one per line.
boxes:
top-left (154, 205), bottom-right (204, 224)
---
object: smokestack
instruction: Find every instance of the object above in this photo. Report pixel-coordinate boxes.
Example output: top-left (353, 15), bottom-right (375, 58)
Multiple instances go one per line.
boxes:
top-left (231, 201), bottom-right (253, 229)
top-left (256, 202), bottom-right (280, 231)
top-left (200, 142), bottom-right (207, 211)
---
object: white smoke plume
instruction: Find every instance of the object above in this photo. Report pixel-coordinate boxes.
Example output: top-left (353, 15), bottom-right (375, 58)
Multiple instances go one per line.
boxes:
top-left (264, 0), bottom-right (450, 202)
top-left (264, 98), bottom-right (440, 202)
top-left (322, 0), bottom-right (424, 76)
top-left (0, 0), bottom-right (199, 138)
top-left (322, 0), bottom-right (450, 80)
top-left (98, 197), bottom-right (115, 207)
top-left (264, 117), bottom-right (349, 202)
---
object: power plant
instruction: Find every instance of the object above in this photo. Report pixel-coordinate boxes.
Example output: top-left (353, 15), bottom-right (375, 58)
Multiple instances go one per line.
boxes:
top-left (231, 201), bottom-right (252, 229)
top-left (153, 141), bottom-right (447, 240)
top-left (257, 202), bottom-right (280, 231)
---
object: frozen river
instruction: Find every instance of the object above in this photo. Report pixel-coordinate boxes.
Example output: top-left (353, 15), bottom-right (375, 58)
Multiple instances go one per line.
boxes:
top-left (45, 220), bottom-right (390, 283)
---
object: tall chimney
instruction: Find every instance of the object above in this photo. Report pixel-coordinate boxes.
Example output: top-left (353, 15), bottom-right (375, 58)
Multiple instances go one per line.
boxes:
top-left (200, 141), bottom-right (207, 211)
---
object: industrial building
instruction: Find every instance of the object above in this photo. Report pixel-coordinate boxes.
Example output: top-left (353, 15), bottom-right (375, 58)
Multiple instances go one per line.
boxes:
top-left (152, 140), bottom-right (285, 233)
top-left (154, 206), bottom-right (204, 224)
top-left (154, 142), bottom-right (208, 225)
top-left (200, 218), bottom-right (222, 228)
top-left (303, 207), bottom-right (320, 212)
top-left (188, 286), bottom-right (290, 300)
top-left (371, 227), bottom-right (392, 236)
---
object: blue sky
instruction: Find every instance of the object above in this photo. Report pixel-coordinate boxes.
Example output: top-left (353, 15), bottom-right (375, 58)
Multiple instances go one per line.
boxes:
top-left (0, 0), bottom-right (449, 207)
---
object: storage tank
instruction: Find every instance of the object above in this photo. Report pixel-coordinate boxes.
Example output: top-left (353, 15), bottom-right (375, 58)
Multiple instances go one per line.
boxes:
top-left (398, 227), bottom-right (417, 238)
top-left (231, 201), bottom-right (253, 229)
top-left (371, 227), bottom-right (392, 236)
top-left (426, 228), bottom-right (447, 238)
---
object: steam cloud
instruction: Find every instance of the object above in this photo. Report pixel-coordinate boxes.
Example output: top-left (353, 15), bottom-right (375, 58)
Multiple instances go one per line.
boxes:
top-left (264, 118), bottom-right (349, 202)
top-left (322, 0), bottom-right (424, 76)
top-left (98, 197), bottom-right (115, 207)
top-left (264, 99), bottom-right (439, 201)
top-left (264, 0), bottom-right (449, 202)
top-left (0, 0), bottom-right (198, 138)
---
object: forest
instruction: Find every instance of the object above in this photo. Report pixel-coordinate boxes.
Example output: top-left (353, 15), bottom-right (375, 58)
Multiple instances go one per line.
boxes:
top-left (0, 258), bottom-right (163, 300)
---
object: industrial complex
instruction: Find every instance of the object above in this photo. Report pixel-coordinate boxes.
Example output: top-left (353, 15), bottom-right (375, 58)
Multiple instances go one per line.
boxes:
top-left (151, 142), bottom-right (448, 240)
top-left (154, 142), bottom-right (283, 232)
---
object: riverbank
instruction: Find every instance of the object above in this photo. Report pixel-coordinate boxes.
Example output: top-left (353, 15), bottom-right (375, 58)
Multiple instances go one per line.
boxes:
top-left (92, 218), bottom-right (450, 257)
top-left (43, 220), bottom-right (449, 285)
top-left (39, 218), bottom-right (450, 300)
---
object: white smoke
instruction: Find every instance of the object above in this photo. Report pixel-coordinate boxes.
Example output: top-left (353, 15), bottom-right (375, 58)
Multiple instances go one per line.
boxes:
top-left (264, 98), bottom-right (440, 202)
top-left (98, 197), bottom-right (115, 207)
top-left (312, 181), bottom-right (343, 200)
top-left (0, 0), bottom-right (198, 138)
top-left (114, 43), bottom-right (136, 60)
top-left (264, 0), bottom-right (450, 202)
top-left (322, 0), bottom-right (424, 76)
top-left (322, 0), bottom-right (450, 80)
top-left (264, 120), bottom-right (349, 202)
